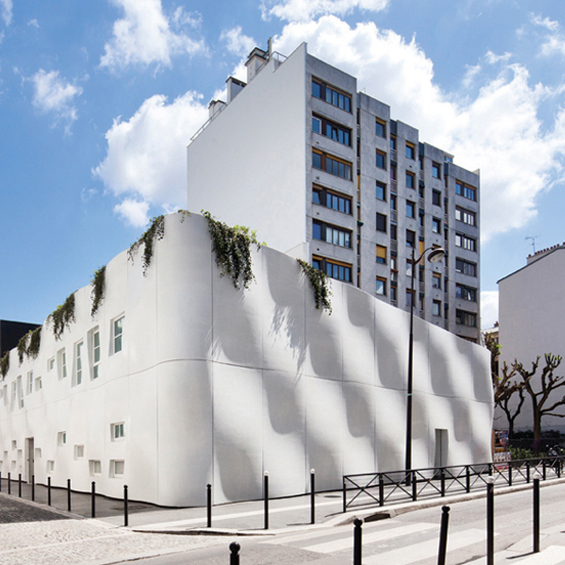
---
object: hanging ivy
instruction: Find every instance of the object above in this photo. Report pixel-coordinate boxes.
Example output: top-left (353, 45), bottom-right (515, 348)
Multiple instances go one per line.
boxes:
top-left (91, 265), bottom-right (106, 317)
top-left (0, 352), bottom-right (9, 379)
top-left (297, 259), bottom-right (332, 313)
top-left (17, 334), bottom-right (28, 364)
top-left (128, 215), bottom-right (165, 276)
top-left (178, 209), bottom-right (191, 222)
top-left (16, 327), bottom-right (42, 364)
top-left (203, 211), bottom-right (262, 289)
top-left (49, 292), bottom-right (76, 341)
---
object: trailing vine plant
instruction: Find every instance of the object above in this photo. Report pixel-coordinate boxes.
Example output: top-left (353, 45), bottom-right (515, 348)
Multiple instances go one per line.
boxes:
top-left (49, 292), bottom-right (76, 341)
top-left (91, 265), bottom-right (106, 317)
top-left (0, 352), bottom-right (9, 379)
top-left (203, 211), bottom-right (262, 289)
top-left (128, 215), bottom-right (165, 276)
top-left (17, 334), bottom-right (28, 364)
top-left (297, 259), bottom-right (332, 313)
top-left (17, 327), bottom-right (42, 364)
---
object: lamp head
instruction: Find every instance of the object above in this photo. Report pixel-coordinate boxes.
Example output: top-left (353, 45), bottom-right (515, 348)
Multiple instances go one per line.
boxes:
top-left (427, 247), bottom-right (446, 263)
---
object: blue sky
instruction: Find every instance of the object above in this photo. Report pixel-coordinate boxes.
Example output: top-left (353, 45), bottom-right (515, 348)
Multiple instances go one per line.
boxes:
top-left (1, 0), bottom-right (564, 329)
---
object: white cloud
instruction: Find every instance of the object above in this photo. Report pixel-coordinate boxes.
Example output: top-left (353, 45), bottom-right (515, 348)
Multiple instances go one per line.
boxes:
top-left (1, 0), bottom-right (12, 26)
top-left (100, 0), bottom-right (205, 72)
top-left (485, 50), bottom-right (511, 64)
top-left (481, 290), bottom-right (499, 329)
top-left (27, 19), bottom-right (39, 29)
top-left (540, 34), bottom-right (565, 58)
top-left (273, 16), bottom-right (565, 240)
top-left (530, 13), bottom-right (559, 32)
top-left (114, 198), bottom-right (150, 227)
top-left (31, 69), bottom-right (83, 133)
top-left (94, 91), bottom-right (208, 215)
top-left (220, 26), bottom-right (256, 57)
top-left (262, 0), bottom-right (390, 23)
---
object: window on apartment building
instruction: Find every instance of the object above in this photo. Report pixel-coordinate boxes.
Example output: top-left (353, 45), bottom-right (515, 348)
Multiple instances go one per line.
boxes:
top-left (432, 162), bottom-right (441, 179)
top-left (455, 258), bottom-right (477, 277)
top-left (432, 218), bottom-right (441, 233)
top-left (110, 460), bottom-right (125, 477)
top-left (26, 371), bottom-right (33, 395)
top-left (405, 142), bottom-right (416, 160)
top-left (111, 422), bottom-right (125, 441)
top-left (390, 163), bottom-right (397, 181)
top-left (419, 156), bottom-right (424, 170)
top-left (312, 114), bottom-right (352, 146)
top-left (312, 149), bottom-right (352, 180)
top-left (376, 213), bottom-right (387, 232)
top-left (390, 194), bottom-right (397, 210)
top-left (433, 300), bottom-right (441, 316)
top-left (89, 460), bottom-right (102, 476)
top-left (406, 171), bottom-right (415, 189)
top-left (313, 220), bottom-right (351, 248)
top-left (90, 328), bottom-right (101, 380)
top-left (313, 185), bottom-right (352, 214)
top-left (113, 316), bottom-right (124, 354)
top-left (432, 190), bottom-right (441, 207)
top-left (390, 284), bottom-right (398, 302)
top-left (456, 309), bottom-right (477, 327)
top-left (35, 376), bottom-right (42, 391)
top-left (376, 150), bottom-right (387, 170)
top-left (455, 207), bottom-right (476, 226)
top-left (455, 181), bottom-right (477, 201)
top-left (390, 135), bottom-right (396, 151)
top-left (432, 272), bottom-right (441, 289)
top-left (376, 245), bottom-right (387, 264)
top-left (456, 284), bottom-right (477, 302)
top-left (74, 445), bottom-right (84, 459)
top-left (312, 255), bottom-right (352, 282)
top-left (455, 233), bottom-right (476, 252)
top-left (390, 223), bottom-right (397, 240)
top-left (16, 376), bottom-right (23, 409)
top-left (375, 119), bottom-right (387, 138)
top-left (406, 229), bottom-right (416, 248)
top-left (47, 357), bottom-right (54, 372)
top-left (57, 349), bottom-right (67, 380)
top-left (47, 460), bottom-right (55, 473)
top-left (376, 277), bottom-right (387, 296)
top-left (406, 201), bottom-right (415, 218)
top-left (75, 341), bottom-right (84, 386)
top-left (57, 431), bottom-right (67, 446)
top-left (406, 289), bottom-right (413, 308)
top-left (376, 181), bottom-right (386, 201)
top-left (406, 260), bottom-right (413, 278)
top-left (311, 78), bottom-right (352, 112)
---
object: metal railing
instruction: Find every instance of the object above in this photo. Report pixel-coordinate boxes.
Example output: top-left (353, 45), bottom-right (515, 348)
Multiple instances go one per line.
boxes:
top-left (343, 456), bottom-right (565, 511)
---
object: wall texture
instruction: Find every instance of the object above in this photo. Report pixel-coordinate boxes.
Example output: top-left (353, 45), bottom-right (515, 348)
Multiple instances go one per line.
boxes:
top-left (0, 212), bottom-right (493, 506)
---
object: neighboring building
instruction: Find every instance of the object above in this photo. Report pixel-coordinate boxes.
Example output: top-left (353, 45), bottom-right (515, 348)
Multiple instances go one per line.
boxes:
top-left (0, 213), bottom-right (492, 506)
top-left (498, 243), bottom-right (565, 432)
top-left (187, 43), bottom-right (481, 342)
top-left (0, 320), bottom-right (40, 357)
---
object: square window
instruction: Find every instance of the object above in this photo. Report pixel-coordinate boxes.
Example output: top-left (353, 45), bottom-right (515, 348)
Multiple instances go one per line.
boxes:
top-left (89, 460), bottom-right (102, 476)
top-left (376, 277), bottom-right (387, 296)
top-left (113, 316), bottom-right (124, 354)
top-left (111, 460), bottom-right (125, 477)
top-left (74, 445), bottom-right (84, 459)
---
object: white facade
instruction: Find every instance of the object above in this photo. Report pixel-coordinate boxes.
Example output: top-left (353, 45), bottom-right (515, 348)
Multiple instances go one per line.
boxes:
top-left (0, 213), bottom-right (492, 506)
top-left (498, 245), bottom-right (565, 432)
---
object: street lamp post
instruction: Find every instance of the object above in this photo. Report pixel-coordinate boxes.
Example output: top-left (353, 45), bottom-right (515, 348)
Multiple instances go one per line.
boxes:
top-left (405, 245), bottom-right (445, 479)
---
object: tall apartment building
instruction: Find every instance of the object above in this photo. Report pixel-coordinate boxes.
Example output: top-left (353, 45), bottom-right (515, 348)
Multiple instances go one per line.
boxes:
top-left (187, 43), bottom-right (481, 341)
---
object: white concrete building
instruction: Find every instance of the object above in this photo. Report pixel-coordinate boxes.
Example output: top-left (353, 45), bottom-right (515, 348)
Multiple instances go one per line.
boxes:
top-left (0, 213), bottom-right (492, 506)
top-left (187, 43), bottom-right (481, 342)
top-left (498, 243), bottom-right (565, 432)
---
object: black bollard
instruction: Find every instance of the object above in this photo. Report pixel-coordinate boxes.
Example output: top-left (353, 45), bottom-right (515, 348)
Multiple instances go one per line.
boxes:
top-left (207, 483), bottom-right (212, 528)
top-left (8, 472), bottom-right (11, 495)
top-left (533, 477), bottom-right (540, 553)
top-left (379, 474), bottom-right (384, 507)
top-left (67, 479), bottom-right (71, 512)
top-left (310, 469), bottom-right (316, 525)
top-left (486, 479), bottom-right (494, 565)
top-left (48, 476), bottom-right (51, 506)
top-left (124, 485), bottom-right (129, 527)
top-left (264, 472), bottom-right (269, 530)
top-left (0, 471), bottom-right (2, 492)
top-left (412, 471), bottom-right (417, 501)
top-left (31, 475), bottom-right (35, 501)
top-left (440, 468), bottom-right (445, 497)
top-left (91, 481), bottom-right (96, 518)
top-left (353, 518), bottom-right (363, 565)
top-left (18, 473), bottom-right (21, 497)
top-left (229, 542), bottom-right (240, 565)
top-left (437, 505), bottom-right (450, 565)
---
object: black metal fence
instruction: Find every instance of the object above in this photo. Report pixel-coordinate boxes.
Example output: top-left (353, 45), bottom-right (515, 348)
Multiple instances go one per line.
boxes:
top-left (343, 455), bottom-right (565, 511)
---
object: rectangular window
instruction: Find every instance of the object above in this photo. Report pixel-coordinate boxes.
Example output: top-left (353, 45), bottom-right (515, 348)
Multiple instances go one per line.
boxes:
top-left (89, 460), bottom-right (102, 476)
top-left (406, 289), bottom-right (413, 307)
top-left (375, 118), bottom-right (387, 138)
top-left (433, 300), bottom-right (441, 316)
top-left (312, 78), bottom-right (352, 112)
top-left (455, 180), bottom-right (477, 201)
top-left (114, 317), bottom-right (124, 354)
top-left (35, 376), bottom-right (42, 391)
top-left (16, 376), bottom-right (23, 409)
top-left (455, 233), bottom-right (476, 252)
top-left (390, 223), bottom-right (397, 240)
top-left (57, 349), bottom-right (67, 380)
top-left (456, 284), bottom-right (477, 302)
top-left (47, 357), bottom-right (54, 372)
top-left (432, 190), bottom-right (441, 206)
top-left (111, 460), bottom-right (125, 477)
top-left (432, 272), bottom-right (441, 289)
top-left (112, 422), bottom-right (125, 441)
top-left (376, 277), bottom-right (387, 296)
top-left (390, 194), bottom-right (397, 211)
top-left (432, 162), bottom-right (441, 179)
top-left (376, 245), bottom-right (387, 264)
top-left (312, 220), bottom-right (351, 248)
top-left (390, 135), bottom-right (396, 151)
top-left (376, 213), bottom-right (387, 232)
top-left (75, 341), bottom-right (83, 385)
top-left (405, 142), bottom-right (416, 160)
top-left (406, 230), bottom-right (416, 248)
top-left (312, 185), bottom-right (352, 214)
top-left (312, 255), bottom-right (352, 283)
top-left (26, 371), bottom-right (33, 395)
top-left (406, 201), bottom-right (415, 218)
top-left (312, 113), bottom-right (352, 146)
top-left (455, 206), bottom-right (476, 226)
top-left (455, 258), bottom-right (477, 277)
top-left (432, 218), bottom-right (441, 233)
top-left (390, 163), bottom-right (397, 181)
top-left (376, 150), bottom-right (387, 170)
top-left (57, 431), bottom-right (67, 446)
top-left (376, 181), bottom-right (386, 201)
top-left (406, 171), bottom-right (415, 189)
top-left (312, 149), bottom-right (352, 180)
top-left (456, 309), bottom-right (477, 327)
top-left (92, 329), bottom-right (101, 380)
top-left (47, 460), bottom-right (55, 473)
top-left (74, 445), bottom-right (84, 459)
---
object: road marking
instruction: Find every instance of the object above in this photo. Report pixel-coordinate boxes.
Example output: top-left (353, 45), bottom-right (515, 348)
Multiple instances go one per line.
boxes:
top-left (465, 545), bottom-right (565, 564)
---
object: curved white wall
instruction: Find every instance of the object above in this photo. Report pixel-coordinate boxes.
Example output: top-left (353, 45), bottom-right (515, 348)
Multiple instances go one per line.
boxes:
top-left (0, 212), bottom-right (493, 506)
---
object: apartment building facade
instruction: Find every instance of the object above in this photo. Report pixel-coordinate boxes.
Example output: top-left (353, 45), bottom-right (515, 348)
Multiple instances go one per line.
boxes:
top-left (187, 43), bottom-right (481, 341)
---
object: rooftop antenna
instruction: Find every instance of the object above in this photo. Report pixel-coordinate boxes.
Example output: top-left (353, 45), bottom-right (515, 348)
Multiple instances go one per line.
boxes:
top-left (525, 235), bottom-right (539, 254)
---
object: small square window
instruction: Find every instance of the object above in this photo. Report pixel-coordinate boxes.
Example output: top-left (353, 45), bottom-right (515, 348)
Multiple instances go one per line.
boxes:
top-left (376, 277), bottom-right (387, 296)
top-left (74, 445), bottom-right (84, 459)
top-left (89, 460), bottom-right (102, 476)
top-left (111, 459), bottom-right (125, 477)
